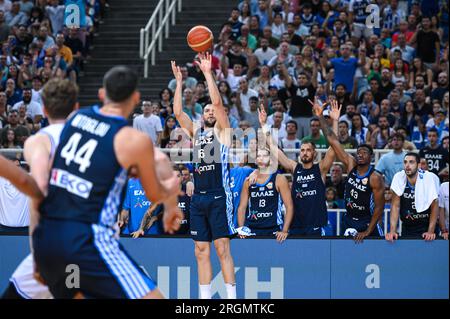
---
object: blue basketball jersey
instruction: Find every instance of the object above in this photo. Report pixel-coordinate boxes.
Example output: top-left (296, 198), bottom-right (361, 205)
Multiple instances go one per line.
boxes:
top-left (291, 163), bottom-right (327, 228)
top-left (230, 166), bottom-right (254, 227)
top-left (351, 0), bottom-right (371, 23)
top-left (192, 128), bottom-right (230, 193)
top-left (40, 105), bottom-right (129, 227)
top-left (121, 178), bottom-right (152, 235)
top-left (247, 173), bottom-right (283, 230)
top-left (344, 165), bottom-right (376, 219)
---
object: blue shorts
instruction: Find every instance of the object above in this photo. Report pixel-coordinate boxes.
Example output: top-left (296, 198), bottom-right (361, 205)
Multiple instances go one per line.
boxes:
top-left (402, 224), bottom-right (428, 238)
top-left (289, 226), bottom-right (325, 237)
top-left (341, 214), bottom-right (384, 237)
top-left (190, 190), bottom-right (236, 242)
top-left (32, 218), bottom-right (156, 299)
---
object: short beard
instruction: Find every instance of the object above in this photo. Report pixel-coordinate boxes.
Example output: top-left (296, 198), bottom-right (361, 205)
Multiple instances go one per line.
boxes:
top-left (406, 168), bottom-right (418, 178)
top-left (301, 157), bottom-right (313, 164)
top-left (204, 119), bottom-right (216, 128)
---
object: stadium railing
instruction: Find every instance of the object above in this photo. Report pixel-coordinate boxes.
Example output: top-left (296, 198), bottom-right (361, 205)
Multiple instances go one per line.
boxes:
top-left (139, 0), bottom-right (183, 78)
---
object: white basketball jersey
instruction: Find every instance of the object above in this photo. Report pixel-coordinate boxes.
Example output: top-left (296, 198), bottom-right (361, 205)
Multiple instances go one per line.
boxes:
top-left (9, 123), bottom-right (64, 299)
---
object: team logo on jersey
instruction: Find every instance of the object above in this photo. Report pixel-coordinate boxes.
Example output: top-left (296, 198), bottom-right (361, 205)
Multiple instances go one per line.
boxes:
top-left (195, 164), bottom-right (215, 174)
top-left (50, 168), bottom-right (93, 199)
top-left (362, 178), bottom-right (368, 185)
top-left (296, 189), bottom-right (317, 198)
top-left (267, 182), bottom-right (273, 189)
top-left (248, 210), bottom-right (272, 220)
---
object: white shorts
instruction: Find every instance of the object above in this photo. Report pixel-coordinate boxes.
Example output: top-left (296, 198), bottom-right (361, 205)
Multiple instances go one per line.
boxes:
top-left (10, 254), bottom-right (53, 299)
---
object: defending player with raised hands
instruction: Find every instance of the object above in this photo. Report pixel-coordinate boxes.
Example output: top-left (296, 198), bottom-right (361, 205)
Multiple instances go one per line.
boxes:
top-left (172, 53), bottom-right (238, 299)
top-left (312, 98), bottom-right (385, 243)
top-left (257, 100), bottom-right (338, 236)
top-left (237, 147), bottom-right (293, 243)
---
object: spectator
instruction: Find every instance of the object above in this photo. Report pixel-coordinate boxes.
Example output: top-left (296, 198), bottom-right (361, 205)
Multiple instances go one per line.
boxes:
top-left (241, 95), bottom-right (259, 128)
top-left (414, 89), bottom-right (433, 123)
top-left (254, 37), bottom-right (277, 65)
top-left (379, 68), bottom-right (395, 97)
top-left (158, 87), bottom-right (173, 113)
top-left (193, 81), bottom-right (210, 107)
top-left (238, 24), bottom-right (257, 51)
top-left (410, 16), bottom-right (440, 67)
top-left (378, 99), bottom-right (397, 128)
top-left (5, 2), bottom-right (27, 28)
top-left (236, 77), bottom-right (258, 113)
top-left (390, 33), bottom-right (415, 64)
top-left (0, 110), bottom-right (29, 147)
top-left (419, 128), bottom-right (449, 180)
top-left (0, 1), bottom-right (11, 12)
top-left (325, 163), bottom-right (345, 200)
top-left (270, 12), bottom-right (286, 40)
top-left (33, 26), bottom-right (55, 51)
top-left (4, 78), bottom-right (22, 106)
top-left (375, 133), bottom-right (407, 187)
top-left (239, 2), bottom-right (251, 25)
top-left (64, 27), bottom-right (84, 70)
top-left (392, 20), bottom-right (414, 46)
top-left (168, 65), bottom-right (197, 92)
top-left (181, 88), bottom-right (202, 121)
top-left (409, 57), bottom-right (433, 90)
top-left (249, 64), bottom-right (270, 93)
top-left (159, 116), bottom-right (177, 149)
top-left (46, 0), bottom-right (65, 35)
top-left (267, 110), bottom-right (287, 142)
top-left (279, 120), bottom-right (301, 161)
top-left (260, 25), bottom-right (279, 49)
top-left (431, 72), bottom-right (448, 102)
top-left (357, 90), bottom-right (379, 123)
top-left (292, 13), bottom-right (310, 38)
top-left (370, 115), bottom-right (394, 149)
top-left (0, 10), bottom-right (9, 43)
top-left (400, 101), bottom-right (418, 134)
top-left (254, 0), bottom-right (270, 30)
top-left (221, 54), bottom-right (245, 92)
top-left (285, 69), bottom-right (316, 139)
top-left (337, 120), bottom-right (358, 149)
top-left (328, 43), bottom-right (365, 93)
top-left (218, 80), bottom-right (232, 107)
top-left (349, 113), bottom-right (370, 145)
top-left (325, 187), bottom-right (339, 209)
top-left (267, 98), bottom-right (291, 124)
top-left (0, 158), bottom-right (30, 231)
top-left (301, 117), bottom-right (329, 149)
top-left (339, 104), bottom-right (368, 127)
top-left (11, 87), bottom-right (43, 125)
top-left (348, 0), bottom-right (373, 45)
top-left (132, 101), bottom-right (163, 145)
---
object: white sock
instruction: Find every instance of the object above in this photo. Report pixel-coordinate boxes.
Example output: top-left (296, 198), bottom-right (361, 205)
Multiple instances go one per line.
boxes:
top-left (225, 283), bottom-right (236, 299)
top-left (199, 284), bottom-right (212, 299)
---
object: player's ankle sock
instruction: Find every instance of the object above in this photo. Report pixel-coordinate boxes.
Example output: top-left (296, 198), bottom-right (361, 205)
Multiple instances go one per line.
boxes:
top-left (225, 283), bottom-right (236, 299)
top-left (199, 284), bottom-right (212, 299)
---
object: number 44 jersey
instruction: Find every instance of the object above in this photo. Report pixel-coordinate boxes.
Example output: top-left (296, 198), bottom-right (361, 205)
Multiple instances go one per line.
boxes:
top-left (40, 106), bottom-right (129, 227)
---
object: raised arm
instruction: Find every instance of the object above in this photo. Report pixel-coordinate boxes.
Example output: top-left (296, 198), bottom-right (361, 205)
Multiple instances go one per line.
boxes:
top-left (319, 100), bottom-right (339, 179)
top-left (195, 52), bottom-right (230, 131)
top-left (386, 192), bottom-right (400, 242)
top-left (171, 61), bottom-right (193, 137)
top-left (312, 98), bottom-right (356, 173)
top-left (258, 103), bottom-right (297, 172)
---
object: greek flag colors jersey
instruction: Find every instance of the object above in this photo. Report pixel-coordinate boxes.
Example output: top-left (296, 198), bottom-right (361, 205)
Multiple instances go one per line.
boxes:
top-left (190, 128), bottom-right (236, 242)
top-left (40, 105), bottom-right (129, 226)
top-left (344, 165), bottom-right (376, 219)
top-left (246, 173), bottom-right (283, 230)
top-left (291, 163), bottom-right (327, 228)
top-left (192, 128), bottom-right (230, 193)
top-left (349, 0), bottom-right (371, 23)
top-left (399, 181), bottom-right (431, 236)
top-left (230, 166), bottom-right (254, 227)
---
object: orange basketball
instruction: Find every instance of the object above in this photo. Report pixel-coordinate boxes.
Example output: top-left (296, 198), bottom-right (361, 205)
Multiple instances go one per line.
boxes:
top-left (187, 25), bottom-right (213, 53)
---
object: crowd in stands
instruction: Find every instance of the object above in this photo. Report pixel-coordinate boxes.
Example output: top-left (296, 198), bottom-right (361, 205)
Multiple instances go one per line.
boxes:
top-left (0, 0), bottom-right (105, 151)
top-left (0, 0), bottom-right (107, 230)
top-left (0, 0), bottom-right (449, 237)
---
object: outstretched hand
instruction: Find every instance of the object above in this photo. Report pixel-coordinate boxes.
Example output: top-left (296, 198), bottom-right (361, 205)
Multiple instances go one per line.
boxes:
top-left (258, 103), bottom-right (267, 125)
top-left (329, 99), bottom-right (342, 121)
top-left (170, 61), bottom-right (182, 82)
top-left (194, 52), bottom-right (212, 74)
top-left (308, 96), bottom-right (328, 117)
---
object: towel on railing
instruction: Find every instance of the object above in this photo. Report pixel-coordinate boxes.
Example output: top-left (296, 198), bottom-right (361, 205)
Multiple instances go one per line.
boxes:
top-left (390, 169), bottom-right (440, 212)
